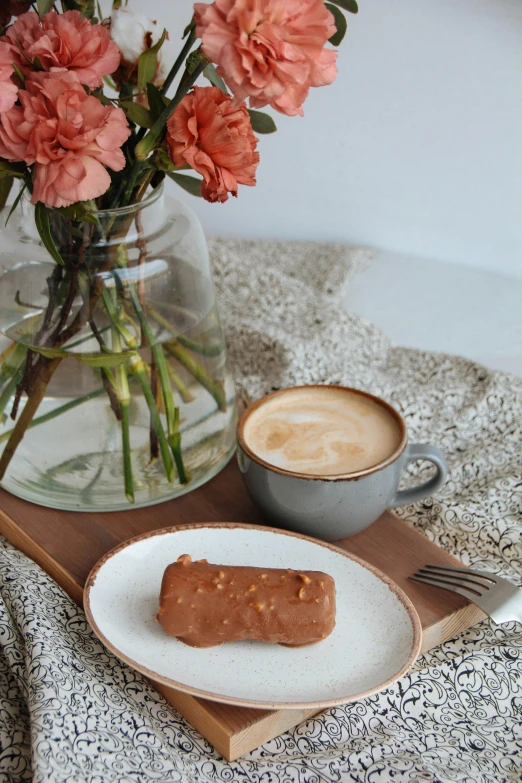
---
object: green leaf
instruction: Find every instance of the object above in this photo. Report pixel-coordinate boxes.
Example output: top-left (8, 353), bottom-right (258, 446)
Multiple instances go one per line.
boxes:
top-left (91, 88), bottom-right (113, 107)
top-left (137, 28), bottom-right (167, 91)
top-left (55, 200), bottom-right (99, 225)
top-left (12, 63), bottom-right (25, 83)
top-left (203, 64), bottom-right (228, 94)
top-left (0, 177), bottom-right (13, 213)
top-left (36, 0), bottom-right (55, 17)
top-left (326, 3), bottom-right (347, 45)
top-left (5, 181), bottom-right (27, 226)
top-left (0, 161), bottom-right (25, 176)
top-left (248, 109), bottom-right (277, 134)
top-left (147, 83), bottom-right (168, 122)
top-left (187, 46), bottom-right (205, 75)
top-left (327, 0), bottom-right (358, 14)
top-left (60, 0), bottom-right (95, 17)
top-left (121, 101), bottom-right (154, 129)
top-left (152, 149), bottom-right (176, 173)
top-left (31, 346), bottom-right (68, 359)
top-left (76, 351), bottom-right (138, 369)
top-left (183, 19), bottom-right (195, 39)
top-left (34, 202), bottom-right (65, 266)
top-left (167, 172), bottom-right (203, 198)
top-left (102, 75), bottom-right (117, 90)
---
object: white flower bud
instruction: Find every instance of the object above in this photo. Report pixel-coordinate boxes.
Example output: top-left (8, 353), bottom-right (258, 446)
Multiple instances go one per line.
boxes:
top-left (110, 8), bottom-right (166, 85)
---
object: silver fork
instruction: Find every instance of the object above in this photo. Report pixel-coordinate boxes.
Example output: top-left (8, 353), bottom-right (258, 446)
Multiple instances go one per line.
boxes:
top-left (409, 563), bottom-right (522, 624)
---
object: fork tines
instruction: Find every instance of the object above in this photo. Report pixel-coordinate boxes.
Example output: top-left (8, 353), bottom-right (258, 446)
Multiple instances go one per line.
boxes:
top-left (410, 563), bottom-right (495, 597)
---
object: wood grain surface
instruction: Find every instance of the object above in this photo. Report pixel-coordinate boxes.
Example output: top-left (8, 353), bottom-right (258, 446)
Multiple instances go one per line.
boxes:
top-left (0, 459), bottom-right (485, 760)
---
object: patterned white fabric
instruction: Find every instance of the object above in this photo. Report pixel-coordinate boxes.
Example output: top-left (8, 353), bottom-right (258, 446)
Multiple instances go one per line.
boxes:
top-left (1, 239), bottom-right (521, 783)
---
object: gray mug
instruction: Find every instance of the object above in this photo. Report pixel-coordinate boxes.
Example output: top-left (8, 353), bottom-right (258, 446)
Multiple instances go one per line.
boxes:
top-left (237, 386), bottom-right (448, 541)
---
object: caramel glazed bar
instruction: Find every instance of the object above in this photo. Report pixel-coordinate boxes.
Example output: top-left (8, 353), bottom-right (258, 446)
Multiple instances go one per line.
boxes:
top-left (157, 554), bottom-right (336, 648)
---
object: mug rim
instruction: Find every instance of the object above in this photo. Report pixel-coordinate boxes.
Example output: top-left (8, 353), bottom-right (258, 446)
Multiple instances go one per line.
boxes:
top-left (237, 384), bottom-right (408, 482)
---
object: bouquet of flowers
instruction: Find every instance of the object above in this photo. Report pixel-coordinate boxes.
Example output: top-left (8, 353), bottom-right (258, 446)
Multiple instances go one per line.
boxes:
top-left (0, 0), bottom-right (354, 506)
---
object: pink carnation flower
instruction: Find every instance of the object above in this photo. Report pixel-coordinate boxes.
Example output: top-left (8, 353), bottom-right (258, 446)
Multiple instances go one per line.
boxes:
top-left (5, 10), bottom-right (120, 89)
top-left (194, 0), bottom-right (338, 117)
top-left (166, 86), bottom-right (259, 204)
top-left (0, 42), bottom-right (18, 113)
top-left (0, 70), bottom-right (130, 207)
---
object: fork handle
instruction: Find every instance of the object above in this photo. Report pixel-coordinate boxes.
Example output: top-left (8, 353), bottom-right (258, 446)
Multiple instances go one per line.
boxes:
top-left (391, 443), bottom-right (448, 508)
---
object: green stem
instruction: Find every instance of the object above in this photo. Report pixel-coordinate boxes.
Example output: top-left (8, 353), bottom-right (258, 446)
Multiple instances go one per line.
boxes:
top-left (120, 159), bottom-right (143, 208)
top-left (169, 407), bottom-right (186, 486)
top-left (121, 401), bottom-right (134, 504)
top-left (0, 342), bottom-right (28, 388)
top-left (0, 343), bottom-right (16, 366)
top-left (125, 283), bottom-right (187, 483)
top-left (161, 29), bottom-right (196, 95)
top-left (0, 358), bottom-right (62, 481)
top-left (110, 290), bottom-right (135, 502)
top-left (165, 359), bottom-right (195, 404)
top-left (102, 288), bottom-right (139, 348)
top-left (147, 305), bottom-right (222, 357)
top-left (134, 62), bottom-right (207, 161)
top-left (129, 354), bottom-right (174, 483)
top-left (0, 368), bottom-right (23, 424)
top-left (100, 276), bottom-right (174, 483)
top-left (0, 387), bottom-right (105, 443)
top-left (164, 340), bottom-right (226, 412)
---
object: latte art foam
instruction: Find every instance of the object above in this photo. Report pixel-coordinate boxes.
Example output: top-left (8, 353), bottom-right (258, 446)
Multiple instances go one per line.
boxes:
top-left (243, 387), bottom-right (403, 476)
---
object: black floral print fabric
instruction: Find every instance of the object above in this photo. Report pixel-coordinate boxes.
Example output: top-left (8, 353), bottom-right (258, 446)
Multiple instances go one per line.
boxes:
top-left (0, 240), bottom-right (520, 782)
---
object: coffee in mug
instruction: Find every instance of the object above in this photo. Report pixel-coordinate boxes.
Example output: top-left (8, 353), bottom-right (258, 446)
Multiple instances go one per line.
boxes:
top-left (237, 385), bottom-right (448, 541)
top-left (242, 386), bottom-right (403, 477)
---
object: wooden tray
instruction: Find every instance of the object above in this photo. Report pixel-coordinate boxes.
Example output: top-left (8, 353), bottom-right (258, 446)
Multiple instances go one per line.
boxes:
top-left (0, 459), bottom-right (485, 761)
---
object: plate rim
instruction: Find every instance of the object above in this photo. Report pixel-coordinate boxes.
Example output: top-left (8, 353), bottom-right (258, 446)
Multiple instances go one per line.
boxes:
top-left (84, 522), bottom-right (422, 710)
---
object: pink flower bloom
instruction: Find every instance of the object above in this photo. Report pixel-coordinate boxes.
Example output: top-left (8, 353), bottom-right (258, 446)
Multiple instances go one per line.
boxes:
top-left (194, 0), bottom-right (338, 117)
top-left (5, 10), bottom-right (120, 89)
top-left (0, 70), bottom-right (130, 207)
top-left (0, 42), bottom-right (18, 113)
top-left (166, 86), bottom-right (259, 204)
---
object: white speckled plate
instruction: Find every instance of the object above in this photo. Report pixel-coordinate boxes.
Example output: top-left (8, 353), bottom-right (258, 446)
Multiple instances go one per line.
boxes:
top-left (84, 523), bottom-right (422, 709)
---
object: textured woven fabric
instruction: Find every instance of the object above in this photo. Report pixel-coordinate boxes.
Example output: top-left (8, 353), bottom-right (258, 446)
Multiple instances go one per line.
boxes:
top-left (1, 239), bottom-right (521, 783)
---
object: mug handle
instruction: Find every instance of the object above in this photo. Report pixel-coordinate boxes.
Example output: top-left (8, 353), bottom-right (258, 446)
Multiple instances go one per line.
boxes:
top-left (390, 443), bottom-right (448, 508)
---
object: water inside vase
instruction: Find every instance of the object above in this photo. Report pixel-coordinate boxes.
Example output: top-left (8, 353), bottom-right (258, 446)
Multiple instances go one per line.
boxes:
top-left (0, 255), bottom-right (237, 511)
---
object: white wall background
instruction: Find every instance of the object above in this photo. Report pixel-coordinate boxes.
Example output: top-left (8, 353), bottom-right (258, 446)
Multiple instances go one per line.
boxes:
top-left (131, 0), bottom-right (522, 278)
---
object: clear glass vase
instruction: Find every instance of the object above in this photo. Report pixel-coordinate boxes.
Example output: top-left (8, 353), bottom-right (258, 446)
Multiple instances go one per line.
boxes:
top-left (0, 185), bottom-right (237, 511)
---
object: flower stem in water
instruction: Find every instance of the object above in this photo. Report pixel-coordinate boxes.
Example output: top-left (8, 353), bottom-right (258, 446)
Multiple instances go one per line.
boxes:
top-left (164, 340), bottom-right (227, 412)
top-left (0, 358), bottom-right (62, 481)
top-left (146, 305), bottom-right (222, 357)
top-left (128, 354), bottom-right (175, 483)
top-left (125, 283), bottom-right (187, 484)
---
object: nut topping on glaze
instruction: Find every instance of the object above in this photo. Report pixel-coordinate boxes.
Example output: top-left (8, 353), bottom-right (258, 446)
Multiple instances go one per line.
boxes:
top-left (157, 557), bottom-right (336, 648)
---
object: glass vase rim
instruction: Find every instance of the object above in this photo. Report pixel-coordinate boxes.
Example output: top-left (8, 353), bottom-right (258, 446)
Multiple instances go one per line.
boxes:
top-left (22, 182), bottom-right (164, 217)
top-left (96, 182), bottom-right (164, 216)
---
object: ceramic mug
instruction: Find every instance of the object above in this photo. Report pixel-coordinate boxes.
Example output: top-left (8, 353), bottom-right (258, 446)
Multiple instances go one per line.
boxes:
top-left (237, 385), bottom-right (448, 541)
